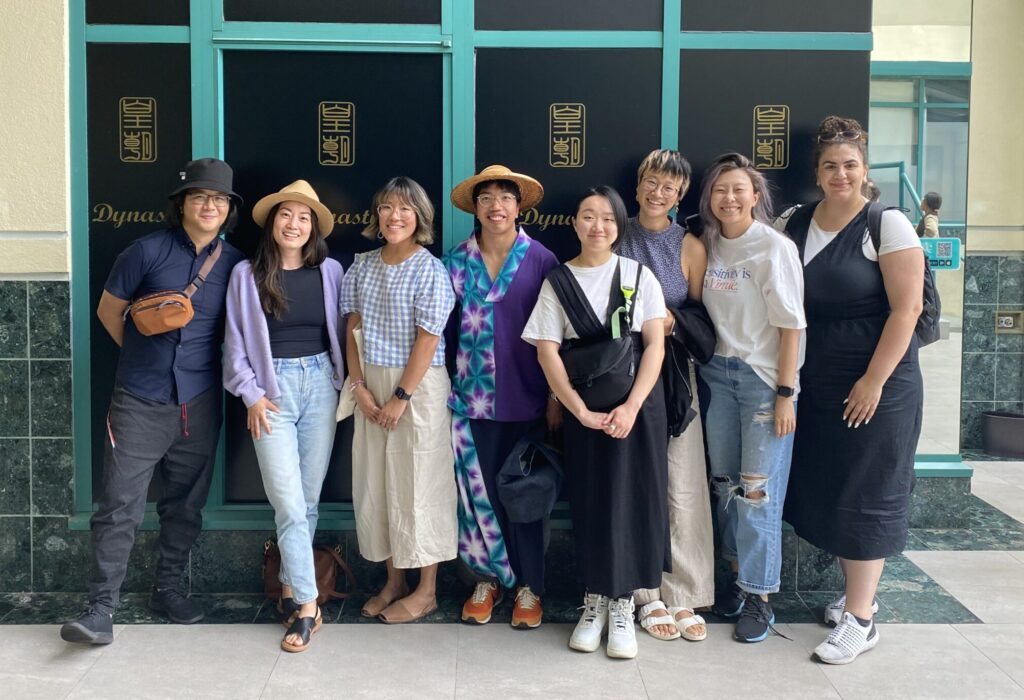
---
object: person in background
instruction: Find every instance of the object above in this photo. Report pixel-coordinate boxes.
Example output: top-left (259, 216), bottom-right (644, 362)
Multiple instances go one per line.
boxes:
top-left (616, 149), bottom-right (714, 643)
top-left (863, 179), bottom-right (881, 203)
top-left (342, 177), bottom-right (457, 624)
top-left (444, 165), bottom-right (560, 630)
top-left (779, 116), bottom-right (923, 664)
top-left (223, 180), bottom-right (344, 652)
top-left (698, 153), bottom-right (806, 644)
top-left (917, 191), bottom-right (941, 238)
top-left (61, 159), bottom-right (245, 645)
top-left (523, 185), bottom-right (669, 660)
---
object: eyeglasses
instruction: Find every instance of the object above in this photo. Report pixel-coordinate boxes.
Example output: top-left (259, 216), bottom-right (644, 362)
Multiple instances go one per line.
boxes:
top-left (641, 178), bottom-right (681, 198)
top-left (187, 193), bottom-right (231, 207)
top-left (817, 129), bottom-right (864, 144)
top-left (476, 193), bottom-right (518, 207)
top-left (377, 203), bottom-right (415, 217)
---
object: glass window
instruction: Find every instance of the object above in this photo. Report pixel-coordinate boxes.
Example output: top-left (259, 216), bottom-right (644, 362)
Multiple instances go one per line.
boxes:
top-left (868, 107), bottom-right (918, 208)
top-left (926, 79), bottom-right (970, 104)
top-left (870, 79), bottom-right (915, 102)
top-left (923, 108), bottom-right (969, 222)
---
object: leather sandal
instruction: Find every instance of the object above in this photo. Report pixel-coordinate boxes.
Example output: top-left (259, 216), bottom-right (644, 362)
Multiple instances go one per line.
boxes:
top-left (638, 600), bottom-right (681, 641)
top-left (361, 582), bottom-right (410, 618)
top-left (669, 607), bottom-right (707, 641)
top-left (378, 597), bottom-right (438, 625)
top-left (280, 607), bottom-right (322, 653)
top-left (276, 596), bottom-right (300, 627)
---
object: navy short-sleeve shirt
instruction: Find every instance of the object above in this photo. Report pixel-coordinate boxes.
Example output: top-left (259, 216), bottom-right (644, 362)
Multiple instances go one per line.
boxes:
top-left (104, 227), bottom-right (244, 405)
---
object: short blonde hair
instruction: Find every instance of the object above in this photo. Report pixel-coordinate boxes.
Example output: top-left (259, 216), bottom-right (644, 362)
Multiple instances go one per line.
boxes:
top-left (636, 149), bottom-right (692, 191)
top-left (362, 176), bottom-right (435, 245)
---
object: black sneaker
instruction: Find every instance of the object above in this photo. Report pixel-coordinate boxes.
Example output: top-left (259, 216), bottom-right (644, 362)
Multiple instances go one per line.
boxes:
top-left (713, 573), bottom-right (745, 617)
top-left (60, 607), bottom-right (114, 645)
top-left (734, 593), bottom-right (776, 643)
top-left (149, 588), bottom-right (204, 624)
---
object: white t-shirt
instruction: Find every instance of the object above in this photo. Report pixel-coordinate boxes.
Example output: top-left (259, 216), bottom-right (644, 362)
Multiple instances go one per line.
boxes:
top-left (774, 206), bottom-right (922, 264)
top-left (522, 254), bottom-right (666, 344)
top-left (702, 221), bottom-right (806, 392)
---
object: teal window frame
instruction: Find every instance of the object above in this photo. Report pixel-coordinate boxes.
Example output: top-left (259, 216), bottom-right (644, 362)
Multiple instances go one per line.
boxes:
top-left (72, 2), bottom-right (961, 531)
top-left (869, 61), bottom-right (971, 230)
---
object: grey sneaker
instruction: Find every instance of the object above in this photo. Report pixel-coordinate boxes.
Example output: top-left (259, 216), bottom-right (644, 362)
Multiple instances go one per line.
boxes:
top-left (824, 595), bottom-right (879, 626)
top-left (60, 607), bottom-right (114, 645)
top-left (815, 611), bottom-right (879, 664)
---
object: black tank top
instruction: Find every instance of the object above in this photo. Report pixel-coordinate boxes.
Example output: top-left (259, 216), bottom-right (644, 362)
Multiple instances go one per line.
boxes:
top-left (265, 267), bottom-right (329, 358)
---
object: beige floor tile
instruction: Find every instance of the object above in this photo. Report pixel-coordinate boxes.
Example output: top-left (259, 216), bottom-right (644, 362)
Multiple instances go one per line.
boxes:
top-left (0, 625), bottom-right (117, 700)
top-left (67, 625), bottom-right (279, 699)
top-left (636, 623), bottom-right (840, 699)
top-left (955, 623), bottom-right (1024, 687)
top-left (263, 623), bottom-right (458, 700)
top-left (940, 585), bottom-right (1024, 624)
top-left (455, 624), bottom-right (646, 699)
top-left (787, 624), bottom-right (1024, 699)
top-left (971, 481), bottom-right (1024, 523)
top-left (969, 462), bottom-right (1024, 483)
top-left (906, 550), bottom-right (1024, 589)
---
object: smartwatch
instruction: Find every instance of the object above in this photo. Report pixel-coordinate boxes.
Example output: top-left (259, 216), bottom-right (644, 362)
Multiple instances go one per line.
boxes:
top-left (776, 385), bottom-right (795, 398)
top-left (394, 386), bottom-right (412, 401)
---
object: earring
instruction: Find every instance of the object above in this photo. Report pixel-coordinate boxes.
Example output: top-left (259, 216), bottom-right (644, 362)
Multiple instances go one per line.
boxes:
top-left (377, 231), bottom-right (384, 240)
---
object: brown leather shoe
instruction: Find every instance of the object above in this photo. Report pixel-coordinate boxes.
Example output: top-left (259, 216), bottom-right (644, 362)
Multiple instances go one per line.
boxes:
top-left (462, 581), bottom-right (503, 624)
top-left (511, 586), bottom-right (543, 629)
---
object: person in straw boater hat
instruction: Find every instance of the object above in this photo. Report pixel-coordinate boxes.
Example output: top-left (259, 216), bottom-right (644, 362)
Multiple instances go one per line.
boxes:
top-left (223, 179), bottom-right (345, 652)
top-left (443, 165), bottom-right (562, 630)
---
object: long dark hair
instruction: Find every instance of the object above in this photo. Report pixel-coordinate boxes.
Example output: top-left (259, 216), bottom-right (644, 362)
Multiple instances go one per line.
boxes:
top-left (252, 203), bottom-right (328, 319)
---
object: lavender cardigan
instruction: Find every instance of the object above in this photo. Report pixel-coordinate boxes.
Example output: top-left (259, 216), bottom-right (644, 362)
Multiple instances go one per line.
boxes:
top-left (223, 258), bottom-right (346, 407)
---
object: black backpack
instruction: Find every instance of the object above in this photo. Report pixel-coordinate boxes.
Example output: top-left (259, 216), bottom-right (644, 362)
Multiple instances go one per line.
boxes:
top-left (784, 201), bottom-right (941, 347)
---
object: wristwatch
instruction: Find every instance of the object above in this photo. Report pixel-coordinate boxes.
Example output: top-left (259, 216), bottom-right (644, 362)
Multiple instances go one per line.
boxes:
top-left (776, 385), bottom-right (795, 398)
top-left (393, 386), bottom-right (412, 401)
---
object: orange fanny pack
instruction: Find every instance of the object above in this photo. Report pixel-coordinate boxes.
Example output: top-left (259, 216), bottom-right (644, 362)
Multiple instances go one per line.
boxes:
top-left (126, 240), bottom-right (222, 336)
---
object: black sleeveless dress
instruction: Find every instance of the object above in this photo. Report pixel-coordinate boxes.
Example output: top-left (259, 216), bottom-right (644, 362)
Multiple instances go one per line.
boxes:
top-left (784, 207), bottom-right (923, 560)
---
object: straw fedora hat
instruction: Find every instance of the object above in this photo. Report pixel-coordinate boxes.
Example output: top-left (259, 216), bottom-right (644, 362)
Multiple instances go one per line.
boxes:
top-left (252, 180), bottom-right (335, 237)
top-left (450, 164), bottom-right (544, 214)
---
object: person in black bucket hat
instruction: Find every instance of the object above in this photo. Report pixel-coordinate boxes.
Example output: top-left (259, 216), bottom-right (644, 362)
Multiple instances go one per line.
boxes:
top-left (60, 158), bottom-right (246, 645)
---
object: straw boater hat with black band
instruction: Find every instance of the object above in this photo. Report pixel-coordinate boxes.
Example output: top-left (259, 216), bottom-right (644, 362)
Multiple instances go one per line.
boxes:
top-left (450, 164), bottom-right (544, 214)
top-left (251, 179), bottom-right (335, 237)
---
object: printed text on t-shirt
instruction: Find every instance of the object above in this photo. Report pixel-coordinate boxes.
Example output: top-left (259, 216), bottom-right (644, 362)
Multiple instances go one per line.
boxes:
top-left (704, 266), bottom-right (752, 293)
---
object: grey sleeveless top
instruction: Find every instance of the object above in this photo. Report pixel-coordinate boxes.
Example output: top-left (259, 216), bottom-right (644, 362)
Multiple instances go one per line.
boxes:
top-left (617, 217), bottom-right (689, 307)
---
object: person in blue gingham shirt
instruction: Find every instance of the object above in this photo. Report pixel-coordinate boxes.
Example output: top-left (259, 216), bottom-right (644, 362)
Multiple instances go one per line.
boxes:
top-left (340, 176), bottom-right (458, 625)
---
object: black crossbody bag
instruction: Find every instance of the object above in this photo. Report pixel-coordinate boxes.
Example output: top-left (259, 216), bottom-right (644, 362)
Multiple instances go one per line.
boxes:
top-left (547, 260), bottom-right (643, 411)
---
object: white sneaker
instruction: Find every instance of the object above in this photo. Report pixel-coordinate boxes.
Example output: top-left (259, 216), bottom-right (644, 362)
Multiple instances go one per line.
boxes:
top-left (815, 611), bottom-right (880, 665)
top-left (569, 593), bottom-right (608, 653)
top-left (824, 595), bottom-right (880, 626)
top-left (605, 597), bottom-right (638, 659)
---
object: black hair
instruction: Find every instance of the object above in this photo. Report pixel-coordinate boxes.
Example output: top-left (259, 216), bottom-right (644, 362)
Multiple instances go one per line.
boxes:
top-left (575, 184), bottom-right (629, 248)
top-left (251, 203), bottom-right (328, 319)
top-left (923, 191), bottom-right (943, 211)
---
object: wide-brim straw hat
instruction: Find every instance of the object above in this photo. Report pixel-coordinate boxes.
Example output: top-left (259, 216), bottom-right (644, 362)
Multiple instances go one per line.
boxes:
top-left (450, 164), bottom-right (544, 214)
top-left (252, 179), bottom-right (335, 237)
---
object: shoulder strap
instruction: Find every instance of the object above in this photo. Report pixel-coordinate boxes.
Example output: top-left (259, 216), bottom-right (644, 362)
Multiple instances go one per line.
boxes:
top-left (547, 265), bottom-right (606, 339)
top-left (183, 239), bottom-right (222, 298)
top-left (318, 544), bottom-right (358, 600)
top-left (866, 203), bottom-right (906, 253)
top-left (781, 202), bottom-right (818, 260)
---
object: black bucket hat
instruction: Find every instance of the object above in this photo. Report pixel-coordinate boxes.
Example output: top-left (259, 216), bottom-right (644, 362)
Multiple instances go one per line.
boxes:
top-left (168, 158), bottom-right (243, 205)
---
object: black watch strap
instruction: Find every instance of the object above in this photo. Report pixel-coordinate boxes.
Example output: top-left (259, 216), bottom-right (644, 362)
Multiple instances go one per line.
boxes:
top-left (776, 385), bottom-right (795, 398)
top-left (394, 386), bottom-right (412, 401)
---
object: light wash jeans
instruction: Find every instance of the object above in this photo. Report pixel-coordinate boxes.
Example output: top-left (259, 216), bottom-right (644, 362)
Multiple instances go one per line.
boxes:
top-left (251, 352), bottom-right (339, 605)
top-left (699, 355), bottom-right (794, 595)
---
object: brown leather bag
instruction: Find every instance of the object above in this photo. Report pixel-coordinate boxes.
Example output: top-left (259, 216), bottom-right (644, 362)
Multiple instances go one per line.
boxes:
top-left (127, 240), bottom-right (223, 336)
top-left (262, 539), bottom-right (358, 606)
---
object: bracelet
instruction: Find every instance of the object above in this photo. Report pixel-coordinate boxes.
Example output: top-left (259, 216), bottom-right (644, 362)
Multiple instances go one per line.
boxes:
top-left (348, 379), bottom-right (366, 392)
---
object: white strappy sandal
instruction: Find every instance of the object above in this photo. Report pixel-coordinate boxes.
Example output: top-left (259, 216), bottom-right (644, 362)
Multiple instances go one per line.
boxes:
top-left (669, 607), bottom-right (708, 641)
top-left (637, 600), bottom-right (681, 641)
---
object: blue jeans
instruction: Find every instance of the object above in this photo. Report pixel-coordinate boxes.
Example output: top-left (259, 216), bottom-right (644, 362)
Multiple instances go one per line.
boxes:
top-left (699, 355), bottom-right (794, 595)
top-left (251, 352), bottom-right (339, 604)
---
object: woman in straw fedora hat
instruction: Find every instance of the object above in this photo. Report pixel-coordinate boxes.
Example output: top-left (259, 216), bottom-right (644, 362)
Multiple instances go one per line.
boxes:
top-left (341, 176), bottom-right (457, 624)
top-left (224, 180), bottom-right (345, 652)
top-left (444, 165), bottom-right (560, 630)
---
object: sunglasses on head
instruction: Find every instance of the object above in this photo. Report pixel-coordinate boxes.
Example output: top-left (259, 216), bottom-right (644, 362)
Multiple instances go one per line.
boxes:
top-left (817, 129), bottom-right (864, 144)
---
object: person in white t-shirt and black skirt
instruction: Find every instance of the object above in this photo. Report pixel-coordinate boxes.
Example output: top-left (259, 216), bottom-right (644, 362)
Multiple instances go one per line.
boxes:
top-left (697, 153), bottom-right (807, 644)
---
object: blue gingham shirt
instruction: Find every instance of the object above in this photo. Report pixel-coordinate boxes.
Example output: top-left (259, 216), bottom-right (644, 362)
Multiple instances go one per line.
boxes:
top-left (339, 247), bottom-right (455, 367)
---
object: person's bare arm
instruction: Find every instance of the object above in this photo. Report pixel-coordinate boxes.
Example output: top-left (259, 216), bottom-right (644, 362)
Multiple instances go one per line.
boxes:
top-left (97, 291), bottom-right (130, 347)
top-left (346, 313), bottom-right (381, 424)
top-left (843, 248), bottom-right (924, 427)
top-left (683, 233), bottom-right (707, 302)
top-left (376, 327), bottom-right (442, 430)
top-left (774, 327), bottom-right (801, 437)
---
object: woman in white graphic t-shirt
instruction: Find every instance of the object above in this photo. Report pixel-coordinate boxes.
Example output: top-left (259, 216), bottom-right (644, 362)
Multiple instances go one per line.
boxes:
top-left (696, 153), bottom-right (806, 644)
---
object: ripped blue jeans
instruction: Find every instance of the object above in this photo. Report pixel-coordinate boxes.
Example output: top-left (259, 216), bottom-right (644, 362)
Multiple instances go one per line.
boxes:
top-left (699, 355), bottom-right (794, 595)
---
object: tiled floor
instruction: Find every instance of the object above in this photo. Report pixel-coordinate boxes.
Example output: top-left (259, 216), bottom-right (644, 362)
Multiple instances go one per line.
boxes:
top-left (2, 460), bottom-right (1023, 699)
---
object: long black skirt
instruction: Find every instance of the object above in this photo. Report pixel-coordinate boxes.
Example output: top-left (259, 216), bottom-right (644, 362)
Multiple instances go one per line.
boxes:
top-left (563, 377), bottom-right (670, 597)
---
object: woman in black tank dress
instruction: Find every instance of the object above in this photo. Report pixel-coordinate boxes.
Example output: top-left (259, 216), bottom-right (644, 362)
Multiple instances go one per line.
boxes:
top-left (781, 117), bottom-right (924, 665)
